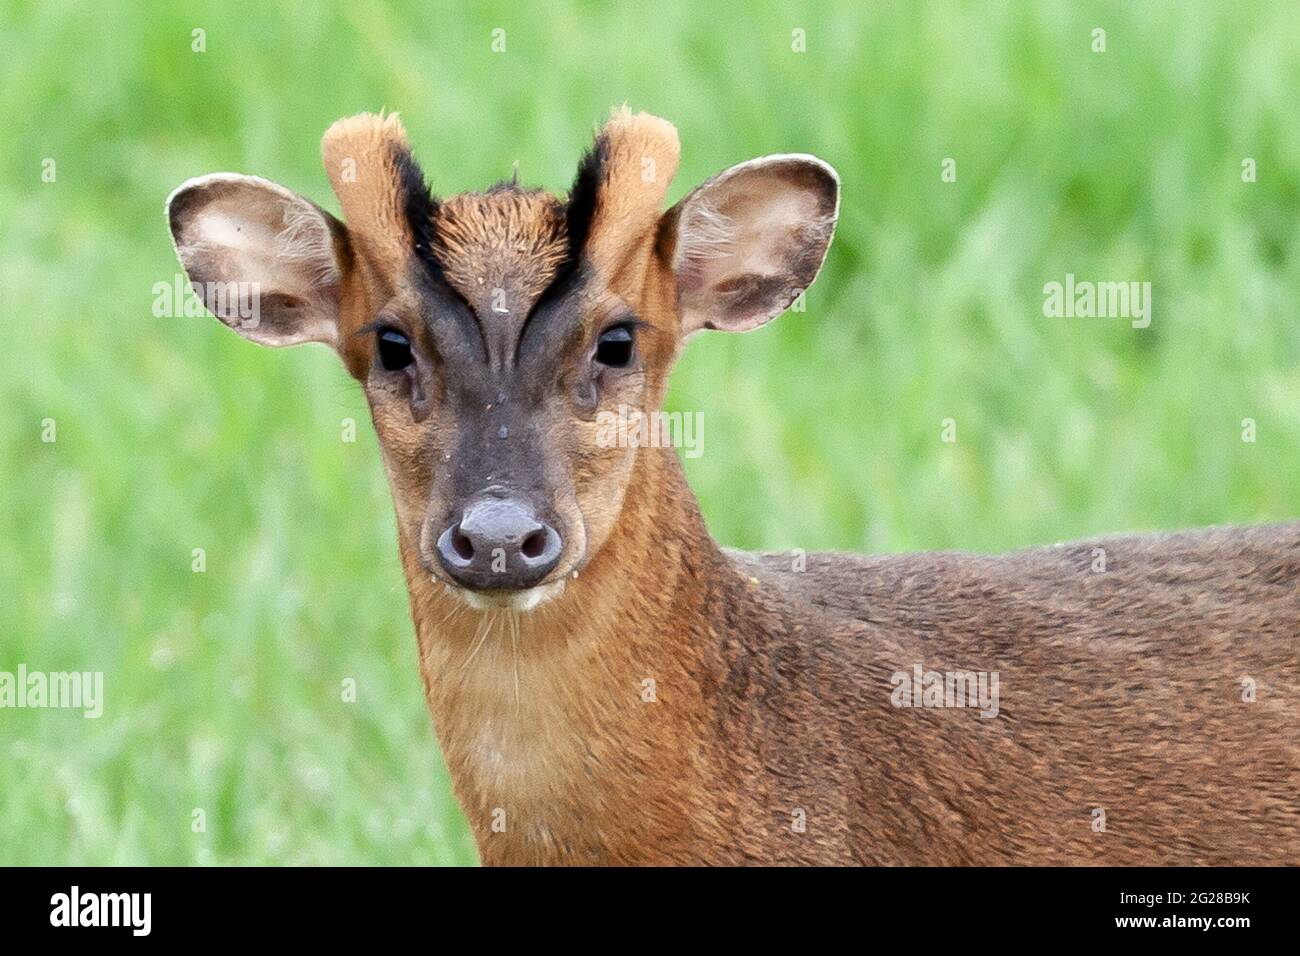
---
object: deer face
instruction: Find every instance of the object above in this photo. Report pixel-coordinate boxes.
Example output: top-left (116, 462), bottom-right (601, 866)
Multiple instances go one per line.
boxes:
top-left (167, 110), bottom-right (837, 610)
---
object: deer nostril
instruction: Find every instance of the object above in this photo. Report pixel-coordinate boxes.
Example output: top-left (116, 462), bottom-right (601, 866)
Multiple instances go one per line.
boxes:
top-left (521, 528), bottom-right (548, 559)
top-left (451, 527), bottom-right (475, 561)
top-left (433, 501), bottom-right (562, 589)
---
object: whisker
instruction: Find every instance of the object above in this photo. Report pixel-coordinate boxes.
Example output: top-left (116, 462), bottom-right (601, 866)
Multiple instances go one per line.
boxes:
top-left (434, 602), bottom-right (462, 630)
top-left (509, 611), bottom-right (522, 715)
top-left (459, 609), bottom-right (494, 674)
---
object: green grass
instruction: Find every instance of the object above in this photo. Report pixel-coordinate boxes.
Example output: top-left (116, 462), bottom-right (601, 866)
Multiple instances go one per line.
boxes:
top-left (1, 0), bottom-right (1297, 865)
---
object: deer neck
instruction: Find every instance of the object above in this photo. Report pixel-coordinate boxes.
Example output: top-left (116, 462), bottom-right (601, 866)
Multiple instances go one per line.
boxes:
top-left (396, 445), bottom-right (740, 863)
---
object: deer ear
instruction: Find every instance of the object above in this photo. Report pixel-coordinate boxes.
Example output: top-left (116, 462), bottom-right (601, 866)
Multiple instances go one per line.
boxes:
top-left (166, 174), bottom-right (346, 347)
top-left (666, 155), bottom-right (838, 335)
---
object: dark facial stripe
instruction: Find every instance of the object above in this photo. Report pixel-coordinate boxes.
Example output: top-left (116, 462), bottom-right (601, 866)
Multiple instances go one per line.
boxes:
top-left (392, 144), bottom-right (445, 283)
top-left (392, 143), bottom-right (487, 357)
top-left (562, 133), bottom-right (607, 272)
top-left (390, 135), bottom-right (607, 369)
top-left (508, 134), bottom-right (607, 362)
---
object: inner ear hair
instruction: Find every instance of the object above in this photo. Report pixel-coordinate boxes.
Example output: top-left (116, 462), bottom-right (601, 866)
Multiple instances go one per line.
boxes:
top-left (166, 173), bottom-right (346, 348)
top-left (669, 154), bottom-right (839, 336)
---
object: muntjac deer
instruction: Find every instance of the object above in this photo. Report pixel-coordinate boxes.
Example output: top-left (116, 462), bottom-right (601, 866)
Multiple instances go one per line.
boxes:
top-left (168, 109), bottom-right (1299, 866)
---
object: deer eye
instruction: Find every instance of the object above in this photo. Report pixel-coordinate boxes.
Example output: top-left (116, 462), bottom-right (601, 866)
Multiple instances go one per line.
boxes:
top-left (376, 327), bottom-right (413, 371)
top-left (595, 325), bottom-right (634, 368)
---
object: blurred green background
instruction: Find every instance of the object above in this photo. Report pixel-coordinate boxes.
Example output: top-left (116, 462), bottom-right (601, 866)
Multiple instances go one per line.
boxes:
top-left (1, 0), bottom-right (1297, 865)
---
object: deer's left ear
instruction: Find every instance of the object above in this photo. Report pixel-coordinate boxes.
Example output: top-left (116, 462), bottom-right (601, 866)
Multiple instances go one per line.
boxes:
top-left (166, 173), bottom-right (347, 347)
top-left (665, 155), bottom-right (839, 335)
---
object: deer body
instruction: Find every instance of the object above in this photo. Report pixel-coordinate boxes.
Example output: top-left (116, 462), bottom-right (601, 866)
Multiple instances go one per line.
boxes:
top-left (168, 109), bottom-right (1299, 866)
top-left (409, 442), bottom-right (1300, 865)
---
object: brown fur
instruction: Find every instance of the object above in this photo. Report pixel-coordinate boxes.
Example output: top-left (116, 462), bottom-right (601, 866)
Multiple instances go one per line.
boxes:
top-left (583, 107), bottom-right (680, 290)
top-left (402, 441), bottom-right (1300, 865)
top-left (348, 112), bottom-right (1299, 865)
top-left (176, 110), bottom-right (1300, 866)
top-left (321, 111), bottom-right (413, 273)
top-left (435, 190), bottom-right (568, 304)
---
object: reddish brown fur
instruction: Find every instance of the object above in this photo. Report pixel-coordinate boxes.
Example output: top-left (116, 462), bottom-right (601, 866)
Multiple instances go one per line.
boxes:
top-left (434, 190), bottom-right (568, 307)
top-left (177, 111), bottom-right (1300, 865)
top-left (346, 113), bottom-right (1299, 865)
top-left (403, 446), bottom-right (1300, 864)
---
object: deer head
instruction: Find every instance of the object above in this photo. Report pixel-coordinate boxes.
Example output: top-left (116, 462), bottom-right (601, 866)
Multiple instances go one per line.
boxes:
top-left (167, 109), bottom-right (838, 612)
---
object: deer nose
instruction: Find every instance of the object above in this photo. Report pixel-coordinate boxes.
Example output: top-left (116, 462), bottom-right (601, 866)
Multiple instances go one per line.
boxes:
top-left (435, 498), bottom-right (562, 590)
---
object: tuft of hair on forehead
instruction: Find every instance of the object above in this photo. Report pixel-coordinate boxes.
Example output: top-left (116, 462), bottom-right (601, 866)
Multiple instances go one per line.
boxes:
top-left (434, 187), bottom-right (569, 310)
top-left (321, 111), bottom-right (425, 267)
top-left (317, 108), bottom-right (681, 305)
top-left (578, 107), bottom-right (681, 279)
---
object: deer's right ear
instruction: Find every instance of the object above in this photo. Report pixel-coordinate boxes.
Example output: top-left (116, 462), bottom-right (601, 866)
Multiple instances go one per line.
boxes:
top-left (166, 174), bottom-right (347, 347)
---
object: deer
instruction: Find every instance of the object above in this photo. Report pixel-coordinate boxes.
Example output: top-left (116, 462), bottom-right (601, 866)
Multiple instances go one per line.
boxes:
top-left (166, 109), bottom-right (1300, 866)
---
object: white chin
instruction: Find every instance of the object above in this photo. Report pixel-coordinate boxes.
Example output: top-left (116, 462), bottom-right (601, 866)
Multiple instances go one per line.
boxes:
top-left (446, 579), bottom-right (566, 613)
